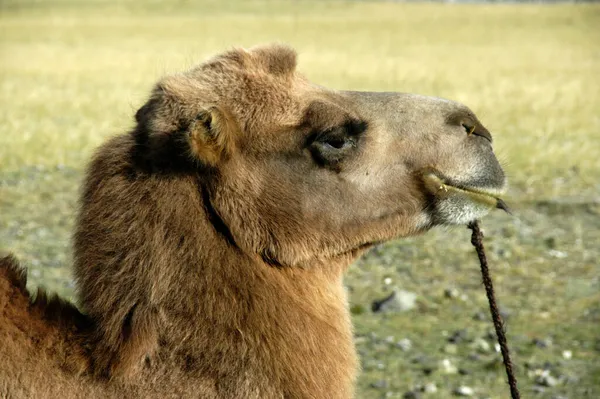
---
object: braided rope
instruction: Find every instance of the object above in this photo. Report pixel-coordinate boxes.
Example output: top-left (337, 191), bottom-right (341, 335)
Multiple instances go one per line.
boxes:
top-left (468, 220), bottom-right (520, 399)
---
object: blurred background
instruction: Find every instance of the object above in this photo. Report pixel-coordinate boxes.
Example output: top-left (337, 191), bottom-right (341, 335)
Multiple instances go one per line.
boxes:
top-left (1, 1), bottom-right (598, 397)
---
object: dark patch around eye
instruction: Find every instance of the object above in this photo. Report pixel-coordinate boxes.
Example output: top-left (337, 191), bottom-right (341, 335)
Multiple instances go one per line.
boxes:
top-left (307, 119), bottom-right (367, 170)
top-left (300, 100), bottom-right (367, 133)
top-left (345, 119), bottom-right (368, 137)
top-left (306, 119), bottom-right (368, 146)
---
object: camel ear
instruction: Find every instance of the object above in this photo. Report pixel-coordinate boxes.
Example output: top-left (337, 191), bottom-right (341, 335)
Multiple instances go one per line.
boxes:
top-left (187, 106), bottom-right (235, 166)
top-left (134, 84), bottom-right (237, 166)
top-left (134, 85), bottom-right (180, 134)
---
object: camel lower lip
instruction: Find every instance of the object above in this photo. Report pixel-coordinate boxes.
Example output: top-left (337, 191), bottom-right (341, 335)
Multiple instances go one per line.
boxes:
top-left (424, 173), bottom-right (503, 208)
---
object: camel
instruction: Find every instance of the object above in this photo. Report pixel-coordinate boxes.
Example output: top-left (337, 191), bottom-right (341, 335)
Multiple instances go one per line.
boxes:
top-left (0, 44), bottom-right (507, 398)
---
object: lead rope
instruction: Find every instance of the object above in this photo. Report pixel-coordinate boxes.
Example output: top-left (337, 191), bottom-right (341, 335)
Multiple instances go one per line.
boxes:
top-left (468, 220), bottom-right (521, 399)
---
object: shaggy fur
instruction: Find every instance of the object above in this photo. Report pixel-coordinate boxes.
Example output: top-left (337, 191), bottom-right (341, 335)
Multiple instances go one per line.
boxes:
top-left (0, 44), bottom-right (506, 398)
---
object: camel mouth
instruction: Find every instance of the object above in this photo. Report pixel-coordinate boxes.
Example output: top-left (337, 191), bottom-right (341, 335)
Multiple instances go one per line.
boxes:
top-left (424, 173), bottom-right (510, 214)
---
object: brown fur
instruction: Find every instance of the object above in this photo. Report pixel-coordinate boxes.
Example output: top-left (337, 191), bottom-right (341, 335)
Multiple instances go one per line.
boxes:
top-left (0, 44), bottom-right (506, 398)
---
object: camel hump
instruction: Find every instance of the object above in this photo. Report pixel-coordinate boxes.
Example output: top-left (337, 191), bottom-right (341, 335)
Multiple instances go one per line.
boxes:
top-left (0, 254), bottom-right (90, 329)
top-left (0, 254), bottom-right (93, 377)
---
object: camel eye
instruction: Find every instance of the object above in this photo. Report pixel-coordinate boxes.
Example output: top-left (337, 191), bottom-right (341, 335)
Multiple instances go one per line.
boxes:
top-left (305, 119), bottom-right (365, 169)
top-left (309, 131), bottom-right (355, 167)
top-left (321, 137), bottom-right (352, 150)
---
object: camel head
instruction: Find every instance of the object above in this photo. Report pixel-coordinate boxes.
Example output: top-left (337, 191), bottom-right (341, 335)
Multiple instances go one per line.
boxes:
top-left (133, 43), bottom-right (506, 268)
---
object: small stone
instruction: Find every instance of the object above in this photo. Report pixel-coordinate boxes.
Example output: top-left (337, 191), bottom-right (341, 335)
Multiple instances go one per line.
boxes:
top-left (448, 329), bottom-right (469, 344)
top-left (439, 358), bottom-right (457, 374)
top-left (396, 338), bottom-right (412, 351)
top-left (402, 391), bottom-right (421, 399)
top-left (542, 361), bottom-right (554, 370)
top-left (384, 277), bottom-right (393, 285)
top-left (371, 289), bottom-right (417, 313)
top-left (496, 248), bottom-right (512, 258)
top-left (471, 337), bottom-right (491, 353)
top-left (370, 380), bottom-right (388, 389)
top-left (562, 350), bottom-right (572, 359)
top-left (444, 343), bottom-right (458, 354)
top-left (453, 386), bottom-right (474, 396)
top-left (528, 368), bottom-right (542, 378)
top-left (548, 249), bottom-right (568, 258)
top-left (403, 391), bottom-right (420, 399)
top-left (467, 353), bottom-right (482, 362)
top-left (444, 287), bottom-right (460, 299)
top-left (532, 369), bottom-right (559, 387)
top-left (544, 236), bottom-right (557, 249)
top-left (533, 338), bottom-right (553, 348)
top-left (532, 385), bottom-right (546, 394)
top-left (494, 343), bottom-right (501, 353)
top-left (411, 355), bottom-right (427, 364)
top-left (538, 374), bottom-right (559, 387)
top-left (473, 311), bottom-right (487, 321)
top-left (423, 382), bottom-right (437, 393)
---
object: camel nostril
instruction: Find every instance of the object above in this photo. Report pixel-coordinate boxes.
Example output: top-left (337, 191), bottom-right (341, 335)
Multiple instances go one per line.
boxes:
top-left (474, 130), bottom-right (493, 143)
top-left (462, 123), bottom-right (475, 136)
top-left (463, 123), bottom-right (492, 143)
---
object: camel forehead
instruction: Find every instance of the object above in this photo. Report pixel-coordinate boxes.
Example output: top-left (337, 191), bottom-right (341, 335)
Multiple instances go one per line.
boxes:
top-left (192, 43), bottom-right (305, 101)
top-left (205, 43), bottom-right (298, 77)
top-left (158, 44), bottom-right (329, 135)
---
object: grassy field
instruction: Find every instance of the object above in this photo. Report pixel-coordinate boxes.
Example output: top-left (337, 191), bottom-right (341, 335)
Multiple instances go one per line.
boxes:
top-left (1, 1), bottom-right (599, 398)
